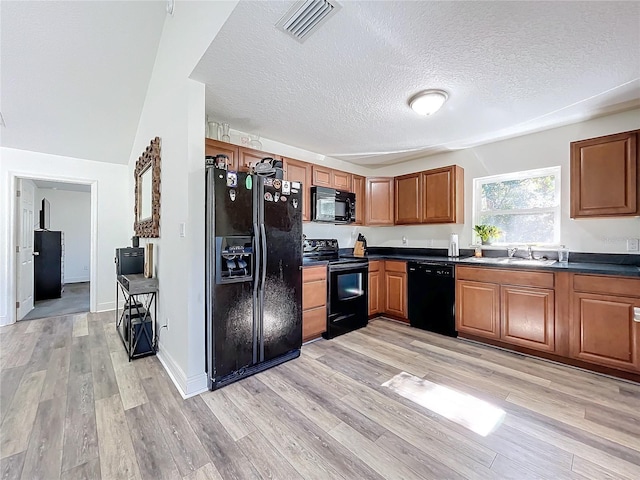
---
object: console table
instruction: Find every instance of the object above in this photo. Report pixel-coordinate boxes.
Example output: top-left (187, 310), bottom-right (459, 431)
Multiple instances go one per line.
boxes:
top-left (116, 274), bottom-right (158, 360)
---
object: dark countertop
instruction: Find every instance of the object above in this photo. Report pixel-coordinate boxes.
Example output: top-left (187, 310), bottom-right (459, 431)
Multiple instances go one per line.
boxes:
top-left (319, 249), bottom-right (640, 278)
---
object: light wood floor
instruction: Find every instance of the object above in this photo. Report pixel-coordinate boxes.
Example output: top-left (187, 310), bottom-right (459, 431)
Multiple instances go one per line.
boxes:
top-left (1, 313), bottom-right (640, 480)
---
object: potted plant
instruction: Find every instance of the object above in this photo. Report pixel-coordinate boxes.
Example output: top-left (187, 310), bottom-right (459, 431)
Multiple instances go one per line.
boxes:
top-left (473, 224), bottom-right (502, 245)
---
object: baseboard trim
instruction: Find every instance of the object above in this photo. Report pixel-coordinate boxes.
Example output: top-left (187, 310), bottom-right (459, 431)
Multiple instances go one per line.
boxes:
top-left (97, 301), bottom-right (116, 312)
top-left (64, 277), bottom-right (90, 284)
top-left (0, 315), bottom-right (12, 328)
top-left (156, 345), bottom-right (208, 399)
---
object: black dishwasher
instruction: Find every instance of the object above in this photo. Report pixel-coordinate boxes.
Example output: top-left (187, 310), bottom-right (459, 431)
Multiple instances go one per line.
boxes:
top-left (407, 262), bottom-right (457, 337)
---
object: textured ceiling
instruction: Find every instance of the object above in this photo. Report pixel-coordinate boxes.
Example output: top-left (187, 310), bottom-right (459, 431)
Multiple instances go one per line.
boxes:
top-left (0, 0), bottom-right (166, 164)
top-left (192, 1), bottom-right (640, 166)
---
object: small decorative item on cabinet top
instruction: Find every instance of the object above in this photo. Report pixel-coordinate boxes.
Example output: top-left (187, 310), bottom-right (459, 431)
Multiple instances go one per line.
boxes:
top-left (144, 243), bottom-right (154, 278)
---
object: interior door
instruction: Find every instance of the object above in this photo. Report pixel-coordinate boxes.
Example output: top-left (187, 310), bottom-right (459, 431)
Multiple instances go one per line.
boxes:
top-left (17, 178), bottom-right (36, 320)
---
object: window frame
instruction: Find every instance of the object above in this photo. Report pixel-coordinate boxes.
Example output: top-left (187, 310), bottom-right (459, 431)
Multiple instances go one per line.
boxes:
top-left (472, 166), bottom-right (562, 246)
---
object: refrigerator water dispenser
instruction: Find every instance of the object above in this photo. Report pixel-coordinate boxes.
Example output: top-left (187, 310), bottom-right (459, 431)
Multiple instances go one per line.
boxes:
top-left (215, 236), bottom-right (253, 284)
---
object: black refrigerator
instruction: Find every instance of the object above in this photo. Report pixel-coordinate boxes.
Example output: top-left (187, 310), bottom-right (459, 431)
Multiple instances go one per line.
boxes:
top-left (205, 160), bottom-right (303, 390)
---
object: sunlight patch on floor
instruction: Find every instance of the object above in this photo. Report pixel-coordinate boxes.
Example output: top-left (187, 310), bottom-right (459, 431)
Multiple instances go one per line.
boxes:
top-left (382, 371), bottom-right (506, 436)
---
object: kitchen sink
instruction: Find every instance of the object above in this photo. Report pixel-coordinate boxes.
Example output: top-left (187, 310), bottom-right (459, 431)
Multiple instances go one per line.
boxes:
top-left (462, 257), bottom-right (557, 266)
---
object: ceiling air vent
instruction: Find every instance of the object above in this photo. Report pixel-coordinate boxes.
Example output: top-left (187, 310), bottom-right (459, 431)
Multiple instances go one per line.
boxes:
top-left (276, 0), bottom-right (341, 43)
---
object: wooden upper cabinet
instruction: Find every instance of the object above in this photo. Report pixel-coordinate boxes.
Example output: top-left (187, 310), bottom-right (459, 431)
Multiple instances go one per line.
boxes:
top-left (332, 171), bottom-right (352, 191)
top-left (205, 138), bottom-right (239, 171)
top-left (352, 175), bottom-right (366, 225)
top-left (421, 165), bottom-right (464, 223)
top-left (570, 130), bottom-right (639, 218)
top-left (312, 165), bottom-right (352, 190)
top-left (395, 173), bottom-right (421, 224)
top-left (238, 147), bottom-right (279, 173)
top-left (366, 177), bottom-right (394, 225)
top-left (312, 165), bottom-right (332, 187)
top-left (283, 157), bottom-right (311, 222)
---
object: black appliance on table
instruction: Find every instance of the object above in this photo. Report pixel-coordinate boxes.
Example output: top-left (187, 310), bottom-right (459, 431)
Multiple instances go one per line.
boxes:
top-left (407, 261), bottom-right (457, 337)
top-left (303, 239), bottom-right (368, 339)
top-left (205, 159), bottom-right (303, 390)
top-left (34, 230), bottom-right (63, 300)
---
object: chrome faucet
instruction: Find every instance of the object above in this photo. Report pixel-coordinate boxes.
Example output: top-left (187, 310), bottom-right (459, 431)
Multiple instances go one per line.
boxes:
top-left (527, 245), bottom-right (534, 260)
top-left (507, 247), bottom-right (518, 258)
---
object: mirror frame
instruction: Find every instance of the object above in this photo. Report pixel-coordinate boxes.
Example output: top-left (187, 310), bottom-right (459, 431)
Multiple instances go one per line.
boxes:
top-left (134, 137), bottom-right (161, 238)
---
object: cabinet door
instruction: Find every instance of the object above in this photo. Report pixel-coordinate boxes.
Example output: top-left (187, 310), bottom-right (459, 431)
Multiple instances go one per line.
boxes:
top-left (570, 130), bottom-right (638, 218)
top-left (421, 166), bottom-right (463, 223)
top-left (302, 266), bottom-right (327, 342)
top-left (570, 292), bottom-right (640, 371)
top-left (366, 177), bottom-right (394, 225)
top-left (395, 173), bottom-right (421, 224)
top-left (384, 266), bottom-right (407, 320)
top-left (332, 171), bottom-right (352, 191)
top-left (303, 307), bottom-right (326, 342)
top-left (369, 269), bottom-right (381, 316)
top-left (238, 147), bottom-right (277, 172)
top-left (501, 286), bottom-right (555, 352)
top-left (302, 266), bottom-right (327, 310)
top-left (205, 139), bottom-right (239, 171)
top-left (352, 175), bottom-right (366, 225)
top-left (283, 157), bottom-right (311, 222)
top-left (456, 280), bottom-right (500, 339)
top-left (312, 165), bottom-right (332, 187)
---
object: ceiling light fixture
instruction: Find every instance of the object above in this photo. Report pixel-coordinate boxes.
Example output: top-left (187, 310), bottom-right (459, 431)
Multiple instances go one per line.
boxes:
top-left (409, 89), bottom-right (448, 116)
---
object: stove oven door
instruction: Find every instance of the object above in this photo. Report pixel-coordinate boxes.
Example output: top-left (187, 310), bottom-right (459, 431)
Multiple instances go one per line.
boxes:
top-left (324, 262), bottom-right (369, 339)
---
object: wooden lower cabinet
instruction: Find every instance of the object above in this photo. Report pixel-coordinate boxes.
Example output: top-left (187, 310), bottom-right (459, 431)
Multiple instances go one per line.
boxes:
top-left (302, 266), bottom-right (327, 342)
top-left (570, 292), bottom-right (640, 372)
top-left (501, 286), bottom-right (555, 352)
top-left (456, 267), bottom-right (555, 349)
top-left (456, 280), bottom-right (500, 339)
top-left (384, 261), bottom-right (407, 321)
top-left (368, 260), bottom-right (382, 316)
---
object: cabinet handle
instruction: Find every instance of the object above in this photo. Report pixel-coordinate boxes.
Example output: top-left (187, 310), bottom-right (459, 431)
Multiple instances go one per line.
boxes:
top-left (634, 307), bottom-right (640, 322)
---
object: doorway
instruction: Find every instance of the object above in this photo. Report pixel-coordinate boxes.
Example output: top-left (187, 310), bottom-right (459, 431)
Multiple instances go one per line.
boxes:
top-left (15, 177), bottom-right (95, 321)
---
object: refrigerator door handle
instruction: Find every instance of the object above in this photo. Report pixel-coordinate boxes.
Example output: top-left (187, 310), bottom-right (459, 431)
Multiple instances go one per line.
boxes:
top-left (260, 223), bottom-right (267, 288)
top-left (259, 223), bottom-right (267, 361)
top-left (252, 222), bottom-right (260, 363)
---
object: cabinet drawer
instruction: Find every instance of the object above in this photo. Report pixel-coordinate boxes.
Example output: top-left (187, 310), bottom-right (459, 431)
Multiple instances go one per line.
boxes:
top-left (384, 260), bottom-right (406, 273)
top-left (303, 265), bottom-right (327, 283)
top-left (456, 266), bottom-right (554, 289)
top-left (303, 306), bottom-right (326, 341)
top-left (573, 274), bottom-right (640, 297)
top-left (369, 260), bottom-right (380, 272)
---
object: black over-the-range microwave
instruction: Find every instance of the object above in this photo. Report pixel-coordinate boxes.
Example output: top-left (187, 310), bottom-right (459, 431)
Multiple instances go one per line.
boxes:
top-left (311, 186), bottom-right (356, 224)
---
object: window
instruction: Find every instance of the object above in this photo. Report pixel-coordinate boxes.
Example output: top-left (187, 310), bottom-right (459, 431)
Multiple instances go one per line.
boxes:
top-left (473, 166), bottom-right (561, 245)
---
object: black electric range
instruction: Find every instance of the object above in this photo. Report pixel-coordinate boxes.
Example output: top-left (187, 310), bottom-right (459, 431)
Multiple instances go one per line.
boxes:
top-left (303, 239), bottom-right (369, 339)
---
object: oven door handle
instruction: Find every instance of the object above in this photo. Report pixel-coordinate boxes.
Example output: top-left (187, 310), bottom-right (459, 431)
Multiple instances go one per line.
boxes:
top-left (329, 262), bottom-right (369, 272)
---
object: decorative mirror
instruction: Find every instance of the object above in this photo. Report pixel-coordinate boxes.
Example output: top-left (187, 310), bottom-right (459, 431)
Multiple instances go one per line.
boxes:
top-left (134, 137), bottom-right (161, 237)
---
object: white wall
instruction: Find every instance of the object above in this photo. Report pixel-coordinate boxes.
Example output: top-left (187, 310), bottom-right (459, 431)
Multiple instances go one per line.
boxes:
top-left (127, 0), bottom-right (238, 397)
top-left (36, 188), bottom-right (91, 283)
top-left (0, 147), bottom-right (130, 326)
top-left (365, 108), bottom-right (640, 253)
